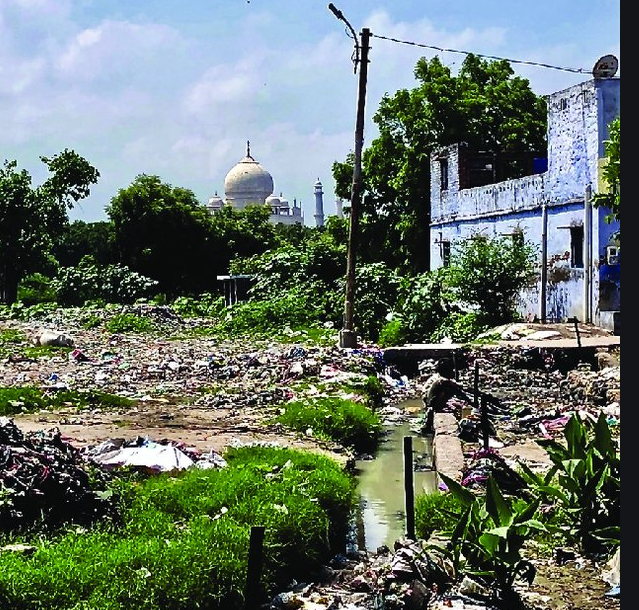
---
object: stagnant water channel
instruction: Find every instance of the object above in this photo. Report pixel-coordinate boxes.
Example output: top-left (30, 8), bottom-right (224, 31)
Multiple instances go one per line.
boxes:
top-left (351, 398), bottom-right (438, 552)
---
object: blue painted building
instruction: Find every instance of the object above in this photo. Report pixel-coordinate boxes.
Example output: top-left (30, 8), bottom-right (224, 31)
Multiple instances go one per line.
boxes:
top-left (429, 76), bottom-right (620, 333)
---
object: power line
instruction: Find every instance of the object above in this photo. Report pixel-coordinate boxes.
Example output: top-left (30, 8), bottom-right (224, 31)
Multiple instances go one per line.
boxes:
top-left (370, 33), bottom-right (591, 75)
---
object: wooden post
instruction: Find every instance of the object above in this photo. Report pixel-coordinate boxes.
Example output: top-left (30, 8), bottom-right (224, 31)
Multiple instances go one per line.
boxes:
top-left (244, 526), bottom-right (265, 610)
top-left (481, 396), bottom-right (490, 449)
top-left (403, 436), bottom-right (415, 540)
top-left (569, 316), bottom-right (582, 347)
top-left (473, 361), bottom-right (480, 411)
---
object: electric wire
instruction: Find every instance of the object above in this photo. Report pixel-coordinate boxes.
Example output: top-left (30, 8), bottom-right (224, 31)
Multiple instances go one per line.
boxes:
top-left (370, 33), bottom-right (591, 74)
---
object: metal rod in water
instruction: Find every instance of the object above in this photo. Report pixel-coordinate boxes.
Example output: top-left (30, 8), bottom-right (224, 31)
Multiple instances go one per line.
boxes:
top-left (403, 436), bottom-right (415, 540)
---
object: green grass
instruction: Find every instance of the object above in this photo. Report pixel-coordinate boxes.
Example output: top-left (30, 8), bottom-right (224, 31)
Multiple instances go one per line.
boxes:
top-left (0, 445), bottom-right (357, 610)
top-left (271, 396), bottom-right (383, 453)
top-left (0, 328), bottom-right (26, 344)
top-left (0, 386), bottom-right (135, 417)
top-left (106, 313), bottom-right (156, 333)
top-left (415, 490), bottom-right (465, 539)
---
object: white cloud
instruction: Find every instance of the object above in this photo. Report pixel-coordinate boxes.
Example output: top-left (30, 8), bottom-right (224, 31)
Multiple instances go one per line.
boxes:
top-left (4, 0), bottom-right (70, 15)
top-left (0, 56), bottom-right (45, 95)
top-left (54, 20), bottom-right (182, 82)
top-left (185, 66), bottom-right (257, 113)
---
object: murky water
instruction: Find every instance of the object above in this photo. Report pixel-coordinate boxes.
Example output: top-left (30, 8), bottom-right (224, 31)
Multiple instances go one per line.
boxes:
top-left (352, 402), bottom-right (438, 552)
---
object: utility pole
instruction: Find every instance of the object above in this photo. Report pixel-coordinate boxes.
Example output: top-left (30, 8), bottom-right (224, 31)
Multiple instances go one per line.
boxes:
top-left (328, 4), bottom-right (371, 349)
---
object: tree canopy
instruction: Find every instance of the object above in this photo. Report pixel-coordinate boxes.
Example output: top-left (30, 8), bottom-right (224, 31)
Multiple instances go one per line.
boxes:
top-left (106, 174), bottom-right (218, 298)
top-left (332, 53), bottom-right (547, 273)
top-left (53, 220), bottom-right (116, 268)
top-left (592, 116), bottom-right (620, 226)
top-left (106, 176), bottom-right (282, 298)
top-left (0, 150), bottom-right (99, 304)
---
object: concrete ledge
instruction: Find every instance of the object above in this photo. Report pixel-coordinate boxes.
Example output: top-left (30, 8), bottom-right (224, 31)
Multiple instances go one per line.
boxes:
top-left (432, 413), bottom-right (464, 485)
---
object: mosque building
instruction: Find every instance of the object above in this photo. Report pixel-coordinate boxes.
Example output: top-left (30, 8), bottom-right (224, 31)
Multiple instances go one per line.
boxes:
top-left (207, 141), bottom-right (316, 226)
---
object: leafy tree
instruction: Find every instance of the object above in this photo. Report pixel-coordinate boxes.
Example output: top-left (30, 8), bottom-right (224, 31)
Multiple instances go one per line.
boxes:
top-left (333, 54), bottom-right (547, 273)
top-left (53, 220), bottom-right (117, 267)
top-left (0, 150), bottom-right (99, 304)
top-left (273, 221), bottom-right (315, 247)
top-left (444, 233), bottom-right (537, 324)
top-left (107, 174), bottom-right (217, 298)
top-left (592, 116), bottom-right (620, 225)
top-left (209, 204), bottom-right (280, 274)
top-left (230, 221), bottom-right (347, 326)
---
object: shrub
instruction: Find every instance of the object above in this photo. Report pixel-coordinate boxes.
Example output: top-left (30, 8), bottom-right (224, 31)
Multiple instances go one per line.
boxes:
top-left (392, 269), bottom-right (451, 343)
top-left (430, 311), bottom-right (491, 343)
top-left (53, 255), bottom-right (158, 306)
top-left (106, 313), bottom-right (156, 334)
top-left (17, 273), bottom-right (57, 305)
top-left (171, 293), bottom-right (225, 318)
top-left (443, 234), bottom-right (537, 325)
top-left (377, 318), bottom-right (409, 347)
top-left (273, 396), bottom-right (382, 453)
top-left (216, 289), bottom-right (324, 336)
top-left (350, 262), bottom-right (402, 342)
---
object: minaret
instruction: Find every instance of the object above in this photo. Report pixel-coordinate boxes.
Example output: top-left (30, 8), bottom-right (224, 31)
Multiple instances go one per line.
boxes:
top-left (313, 178), bottom-right (325, 227)
top-left (335, 197), bottom-right (344, 218)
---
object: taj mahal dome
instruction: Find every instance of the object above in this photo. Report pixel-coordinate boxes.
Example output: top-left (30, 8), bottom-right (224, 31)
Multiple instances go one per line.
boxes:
top-left (206, 141), bottom-right (330, 227)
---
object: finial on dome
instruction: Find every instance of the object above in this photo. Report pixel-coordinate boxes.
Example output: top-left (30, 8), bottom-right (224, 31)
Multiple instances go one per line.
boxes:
top-left (246, 140), bottom-right (251, 158)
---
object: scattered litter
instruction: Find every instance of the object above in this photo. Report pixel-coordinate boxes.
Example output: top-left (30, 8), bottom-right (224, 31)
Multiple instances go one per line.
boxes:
top-left (33, 330), bottom-right (74, 347)
top-left (83, 436), bottom-right (228, 473)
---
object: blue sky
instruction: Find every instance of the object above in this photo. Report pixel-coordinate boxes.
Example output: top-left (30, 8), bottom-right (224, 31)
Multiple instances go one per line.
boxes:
top-left (1, 0), bottom-right (620, 225)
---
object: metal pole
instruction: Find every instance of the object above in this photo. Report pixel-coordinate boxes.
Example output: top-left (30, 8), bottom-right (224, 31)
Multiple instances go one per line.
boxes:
top-left (540, 203), bottom-right (548, 323)
top-left (339, 27), bottom-right (371, 349)
top-left (403, 436), bottom-right (415, 540)
top-left (583, 185), bottom-right (592, 323)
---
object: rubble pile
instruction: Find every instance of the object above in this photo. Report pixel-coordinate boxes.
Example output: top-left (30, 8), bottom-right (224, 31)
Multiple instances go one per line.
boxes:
top-left (267, 538), bottom-right (454, 610)
top-left (0, 417), bottom-right (117, 533)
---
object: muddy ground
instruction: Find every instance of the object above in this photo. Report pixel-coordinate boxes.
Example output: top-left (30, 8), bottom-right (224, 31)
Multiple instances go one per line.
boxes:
top-left (0, 311), bottom-right (621, 610)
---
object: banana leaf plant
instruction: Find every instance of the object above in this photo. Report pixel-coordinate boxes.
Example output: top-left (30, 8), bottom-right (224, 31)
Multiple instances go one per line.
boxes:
top-left (432, 472), bottom-right (546, 607)
top-left (517, 410), bottom-right (620, 554)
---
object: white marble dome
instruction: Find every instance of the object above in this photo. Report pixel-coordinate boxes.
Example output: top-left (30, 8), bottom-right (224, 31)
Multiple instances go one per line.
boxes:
top-left (224, 142), bottom-right (274, 207)
top-left (207, 192), bottom-right (224, 211)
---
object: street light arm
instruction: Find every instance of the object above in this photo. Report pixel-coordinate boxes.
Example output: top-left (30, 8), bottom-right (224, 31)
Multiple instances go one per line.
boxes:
top-left (327, 3), bottom-right (359, 71)
top-left (328, 3), bottom-right (343, 20)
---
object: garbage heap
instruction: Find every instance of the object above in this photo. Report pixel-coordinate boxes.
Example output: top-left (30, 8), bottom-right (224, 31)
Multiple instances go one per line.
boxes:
top-left (0, 417), bottom-right (117, 534)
